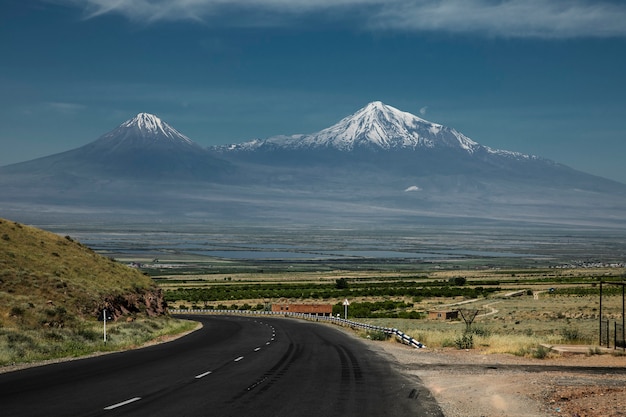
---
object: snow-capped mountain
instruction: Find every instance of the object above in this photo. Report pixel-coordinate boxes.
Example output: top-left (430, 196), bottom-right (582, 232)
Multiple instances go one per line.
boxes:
top-left (1, 112), bottom-right (232, 181)
top-left (2, 105), bottom-right (626, 228)
top-left (84, 112), bottom-right (202, 154)
top-left (210, 101), bottom-right (624, 204)
top-left (121, 112), bottom-right (192, 141)
top-left (211, 101), bottom-right (555, 182)
top-left (218, 101), bottom-right (527, 159)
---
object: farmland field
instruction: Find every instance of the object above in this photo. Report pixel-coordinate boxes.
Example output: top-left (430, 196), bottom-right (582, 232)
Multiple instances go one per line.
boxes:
top-left (57, 222), bottom-right (626, 352)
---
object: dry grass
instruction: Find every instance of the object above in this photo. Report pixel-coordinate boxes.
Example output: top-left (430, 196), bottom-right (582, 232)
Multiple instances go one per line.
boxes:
top-left (361, 291), bottom-right (622, 355)
top-left (0, 317), bottom-right (197, 367)
top-left (0, 219), bottom-right (156, 328)
top-left (0, 218), bottom-right (179, 368)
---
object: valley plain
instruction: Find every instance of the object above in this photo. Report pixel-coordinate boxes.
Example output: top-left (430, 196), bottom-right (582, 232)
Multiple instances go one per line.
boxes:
top-left (4, 219), bottom-right (626, 416)
top-left (50, 221), bottom-right (626, 351)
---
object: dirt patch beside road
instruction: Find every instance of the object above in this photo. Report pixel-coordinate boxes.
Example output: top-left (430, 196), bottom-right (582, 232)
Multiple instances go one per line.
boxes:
top-left (372, 341), bottom-right (626, 417)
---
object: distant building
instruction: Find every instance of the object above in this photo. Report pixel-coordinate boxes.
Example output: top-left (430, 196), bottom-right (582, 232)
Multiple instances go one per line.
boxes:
top-left (428, 310), bottom-right (459, 320)
top-left (272, 303), bottom-right (333, 316)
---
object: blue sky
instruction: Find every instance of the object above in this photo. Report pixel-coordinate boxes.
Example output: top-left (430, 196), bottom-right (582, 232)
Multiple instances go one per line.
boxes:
top-left (1, 0), bottom-right (625, 182)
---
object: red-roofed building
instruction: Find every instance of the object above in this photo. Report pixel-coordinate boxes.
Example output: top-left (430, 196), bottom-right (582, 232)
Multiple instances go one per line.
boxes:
top-left (272, 303), bottom-right (333, 316)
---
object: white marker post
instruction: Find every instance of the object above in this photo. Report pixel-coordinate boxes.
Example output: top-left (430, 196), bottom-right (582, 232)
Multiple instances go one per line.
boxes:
top-left (103, 308), bottom-right (107, 343)
top-left (100, 308), bottom-right (112, 343)
top-left (343, 298), bottom-right (350, 320)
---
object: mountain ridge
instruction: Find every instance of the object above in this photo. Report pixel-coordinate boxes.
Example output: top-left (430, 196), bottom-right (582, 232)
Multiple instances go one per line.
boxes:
top-left (213, 101), bottom-right (536, 162)
top-left (1, 104), bottom-right (625, 227)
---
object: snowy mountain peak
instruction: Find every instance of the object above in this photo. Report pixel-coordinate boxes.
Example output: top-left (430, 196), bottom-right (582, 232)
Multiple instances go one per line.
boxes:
top-left (119, 113), bottom-right (195, 145)
top-left (126, 113), bottom-right (165, 132)
top-left (214, 101), bottom-right (534, 161)
top-left (232, 101), bottom-right (481, 153)
top-left (360, 100), bottom-right (418, 121)
top-left (363, 100), bottom-right (386, 111)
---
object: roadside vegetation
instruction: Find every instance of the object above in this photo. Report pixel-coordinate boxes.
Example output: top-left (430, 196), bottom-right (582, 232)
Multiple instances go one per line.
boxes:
top-left (0, 219), bottom-right (193, 367)
top-left (0, 317), bottom-right (197, 367)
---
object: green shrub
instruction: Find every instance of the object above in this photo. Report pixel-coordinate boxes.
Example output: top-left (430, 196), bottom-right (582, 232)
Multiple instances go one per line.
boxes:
top-left (470, 326), bottom-right (491, 337)
top-left (335, 278), bottom-right (349, 289)
top-left (454, 333), bottom-right (474, 349)
top-left (10, 306), bottom-right (25, 317)
top-left (588, 346), bottom-right (604, 355)
top-left (560, 327), bottom-right (580, 342)
top-left (449, 277), bottom-right (467, 286)
top-left (366, 330), bottom-right (390, 341)
top-left (76, 328), bottom-right (100, 342)
top-left (532, 345), bottom-right (551, 359)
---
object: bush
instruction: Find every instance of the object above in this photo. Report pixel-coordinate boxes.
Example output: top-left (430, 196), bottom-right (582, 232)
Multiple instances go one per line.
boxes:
top-left (10, 306), bottom-right (25, 317)
top-left (469, 326), bottom-right (491, 337)
top-left (449, 277), bottom-right (467, 286)
top-left (560, 327), bottom-right (580, 342)
top-left (366, 330), bottom-right (390, 341)
top-left (588, 346), bottom-right (604, 355)
top-left (76, 328), bottom-right (100, 342)
top-left (454, 333), bottom-right (474, 349)
top-left (532, 345), bottom-right (551, 359)
top-left (335, 278), bottom-right (349, 289)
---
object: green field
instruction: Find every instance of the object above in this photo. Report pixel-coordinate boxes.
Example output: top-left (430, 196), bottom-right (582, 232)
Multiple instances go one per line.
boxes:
top-left (146, 254), bottom-right (626, 355)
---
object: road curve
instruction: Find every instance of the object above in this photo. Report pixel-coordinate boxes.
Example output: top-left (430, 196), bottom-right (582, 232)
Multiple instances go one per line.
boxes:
top-left (0, 315), bottom-right (442, 416)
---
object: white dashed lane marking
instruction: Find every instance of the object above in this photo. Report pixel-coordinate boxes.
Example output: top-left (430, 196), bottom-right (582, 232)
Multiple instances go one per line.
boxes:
top-left (104, 397), bottom-right (142, 410)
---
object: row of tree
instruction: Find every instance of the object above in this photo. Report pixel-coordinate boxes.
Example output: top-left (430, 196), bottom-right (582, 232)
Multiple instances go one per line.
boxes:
top-left (164, 280), bottom-right (499, 304)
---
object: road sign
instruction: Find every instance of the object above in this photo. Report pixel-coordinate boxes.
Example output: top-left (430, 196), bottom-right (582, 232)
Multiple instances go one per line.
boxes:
top-left (98, 309), bottom-right (113, 321)
top-left (343, 299), bottom-right (350, 306)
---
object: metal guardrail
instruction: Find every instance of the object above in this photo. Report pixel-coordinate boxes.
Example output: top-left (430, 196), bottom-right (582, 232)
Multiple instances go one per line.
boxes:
top-left (169, 309), bottom-right (425, 349)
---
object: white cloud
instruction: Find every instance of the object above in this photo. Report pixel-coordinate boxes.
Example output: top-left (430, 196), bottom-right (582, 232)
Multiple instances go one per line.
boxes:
top-left (419, 106), bottom-right (428, 116)
top-left (404, 185), bottom-right (421, 192)
top-left (373, 0), bottom-right (626, 39)
top-left (53, 0), bottom-right (626, 38)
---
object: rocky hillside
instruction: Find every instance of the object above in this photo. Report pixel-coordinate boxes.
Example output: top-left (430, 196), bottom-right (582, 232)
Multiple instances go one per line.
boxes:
top-left (0, 218), bottom-right (166, 330)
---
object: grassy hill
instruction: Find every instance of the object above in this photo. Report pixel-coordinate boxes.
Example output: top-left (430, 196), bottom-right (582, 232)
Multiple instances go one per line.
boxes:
top-left (0, 218), bottom-right (193, 367)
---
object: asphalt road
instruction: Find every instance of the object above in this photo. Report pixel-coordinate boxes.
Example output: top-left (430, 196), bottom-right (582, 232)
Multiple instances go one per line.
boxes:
top-left (0, 315), bottom-right (443, 416)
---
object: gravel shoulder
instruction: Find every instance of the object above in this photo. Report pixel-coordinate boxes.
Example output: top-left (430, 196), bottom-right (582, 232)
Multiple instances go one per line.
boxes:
top-left (370, 340), bottom-right (626, 417)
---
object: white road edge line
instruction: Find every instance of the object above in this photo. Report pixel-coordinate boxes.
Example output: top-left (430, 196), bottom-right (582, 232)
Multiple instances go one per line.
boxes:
top-left (104, 397), bottom-right (142, 410)
top-left (234, 356), bottom-right (244, 362)
top-left (195, 371), bottom-right (213, 379)
top-left (254, 347), bottom-right (261, 352)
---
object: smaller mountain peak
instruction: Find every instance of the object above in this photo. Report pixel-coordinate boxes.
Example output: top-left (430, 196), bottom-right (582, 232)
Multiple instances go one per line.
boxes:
top-left (125, 113), bottom-right (165, 133)
top-left (136, 112), bottom-right (158, 118)
top-left (115, 113), bottom-right (195, 145)
top-left (135, 112), bottom-right (160, 120)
